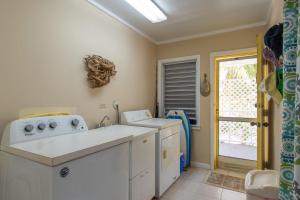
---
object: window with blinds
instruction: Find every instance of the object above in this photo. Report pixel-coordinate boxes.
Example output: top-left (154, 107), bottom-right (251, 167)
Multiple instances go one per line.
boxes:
top-left (161, 59), bottom-right (199, 125)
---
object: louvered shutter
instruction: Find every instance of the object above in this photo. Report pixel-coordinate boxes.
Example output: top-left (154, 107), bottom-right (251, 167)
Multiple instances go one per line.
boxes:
top-left (163, 61), bottom-right (197, 125)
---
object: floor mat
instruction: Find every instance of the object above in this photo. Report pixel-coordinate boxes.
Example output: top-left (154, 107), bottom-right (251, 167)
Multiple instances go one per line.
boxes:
top-left (205, 172), bottom-right (245, 193)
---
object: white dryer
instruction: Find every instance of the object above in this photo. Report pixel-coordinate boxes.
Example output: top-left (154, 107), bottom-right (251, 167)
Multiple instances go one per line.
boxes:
top-left (121, 110), bottom-right (181, 197)
top-left (0, 115), bottom-right (134, 200)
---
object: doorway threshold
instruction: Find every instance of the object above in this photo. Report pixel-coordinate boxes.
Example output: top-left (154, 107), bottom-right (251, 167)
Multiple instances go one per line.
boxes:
top-left (218, 156), bottom-right (256, 174)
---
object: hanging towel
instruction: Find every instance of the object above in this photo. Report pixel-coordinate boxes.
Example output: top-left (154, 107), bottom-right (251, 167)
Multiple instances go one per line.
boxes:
top-left (259, 72), bottom-right (282, 104)
top-left (264, 23), bottom-right (283, 59)
top-left (263, 47), bottom-right (281, 68)
top-left (276, 66), bottom-right (283, 95)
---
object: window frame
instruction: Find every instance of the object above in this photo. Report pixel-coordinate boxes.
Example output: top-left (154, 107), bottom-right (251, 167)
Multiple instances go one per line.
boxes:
top-left (157, 55), bottom-right (201, 127)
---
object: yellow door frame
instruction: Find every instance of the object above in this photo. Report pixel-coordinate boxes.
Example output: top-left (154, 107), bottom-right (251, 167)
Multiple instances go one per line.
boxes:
top-left (211, 35), bottom-right (268, 170)
top-left (256, 33), bottom-right (270, 169)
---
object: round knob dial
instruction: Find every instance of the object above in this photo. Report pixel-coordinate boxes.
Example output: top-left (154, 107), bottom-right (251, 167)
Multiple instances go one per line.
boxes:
top-left (37, 123), bottom-right (46, 131)
top-left (49, 122), bottom-right (57, 129)
top-left (24, 124), bottom-right (34, 132)
top-left (71, 119), bottom-right (79, 127)
top-left (60, 167), bottom-right (70, 178)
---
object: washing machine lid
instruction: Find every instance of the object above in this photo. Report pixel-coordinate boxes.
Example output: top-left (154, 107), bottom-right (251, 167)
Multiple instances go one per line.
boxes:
top-left (127, 118), bottom-right (181, 129)
top-left (1, 125), bottom-right (142, 166)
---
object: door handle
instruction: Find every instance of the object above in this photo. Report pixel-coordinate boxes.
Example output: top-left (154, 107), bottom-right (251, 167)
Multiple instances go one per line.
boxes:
top-left (250, 121), bottom-right (261, 127)
top-left (250, 121), bottom-right (257, 126)
top-left (163, 150), bottom-right (167, 159)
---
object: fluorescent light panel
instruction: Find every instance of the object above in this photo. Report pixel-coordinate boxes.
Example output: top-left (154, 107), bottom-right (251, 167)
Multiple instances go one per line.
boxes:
top-left (124, 0), bottom-right (167, 23)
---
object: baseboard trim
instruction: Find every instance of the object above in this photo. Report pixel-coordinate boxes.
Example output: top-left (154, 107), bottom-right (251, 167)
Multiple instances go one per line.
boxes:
top-left (190, 161), bottom-right (211, 170)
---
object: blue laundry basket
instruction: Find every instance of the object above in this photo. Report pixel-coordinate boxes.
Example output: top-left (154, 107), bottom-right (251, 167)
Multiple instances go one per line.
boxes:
top-left (180, 152), bottom-right (184, 174)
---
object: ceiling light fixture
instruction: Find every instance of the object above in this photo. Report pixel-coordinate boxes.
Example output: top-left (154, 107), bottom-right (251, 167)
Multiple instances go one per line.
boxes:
top-left (124, 0), bottom-right (167, 23)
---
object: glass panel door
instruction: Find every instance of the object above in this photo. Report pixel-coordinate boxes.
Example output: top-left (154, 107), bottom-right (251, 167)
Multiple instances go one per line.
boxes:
top-left (218, 58), bottom-right (258, 161)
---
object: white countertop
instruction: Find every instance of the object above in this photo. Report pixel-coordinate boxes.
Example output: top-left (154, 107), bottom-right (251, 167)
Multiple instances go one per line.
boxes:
top-left (1, 125), bottom-right (157, 166)
top-left (126, 118), bottom-right (181, 129)
top-left (90, 125), bottom-right (158, 141)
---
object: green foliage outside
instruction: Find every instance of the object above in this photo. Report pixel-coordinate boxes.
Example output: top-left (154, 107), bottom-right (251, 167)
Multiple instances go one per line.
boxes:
top-left (225, 64), bottom-right (257, 79)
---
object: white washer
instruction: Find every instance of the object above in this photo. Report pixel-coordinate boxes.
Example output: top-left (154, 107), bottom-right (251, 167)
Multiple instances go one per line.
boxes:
top-left (121, 110), bottom-right (181, 197)
top-left (0, 115), bottom-right (134, 200)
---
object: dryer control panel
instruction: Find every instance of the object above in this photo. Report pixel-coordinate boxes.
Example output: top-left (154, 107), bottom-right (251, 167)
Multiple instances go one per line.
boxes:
top-left (121, 110), bottom-right (152, 123)
top-left (1, 115), bottom-right (88, 145)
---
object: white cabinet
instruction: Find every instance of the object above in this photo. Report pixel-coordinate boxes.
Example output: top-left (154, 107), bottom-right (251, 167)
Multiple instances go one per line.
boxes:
top-left (157, 131), bottom-right (180, 197)
top-left (131, 134), bottom-right (155, 177)
top-left (131, 169), bottom-right (155, 200)
top-left (121, 110), bottom-right (182, 198)
top-left (130, 134), bottom-right (155, 200)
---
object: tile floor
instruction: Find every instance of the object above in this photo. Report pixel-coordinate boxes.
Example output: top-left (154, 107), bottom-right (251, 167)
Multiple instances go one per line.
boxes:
top-left (160, 167), bottom-right (246, 200)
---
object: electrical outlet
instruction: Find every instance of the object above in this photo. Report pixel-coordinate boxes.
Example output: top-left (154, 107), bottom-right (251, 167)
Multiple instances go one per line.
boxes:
top-left (98, 104), bottom-right (107, 109)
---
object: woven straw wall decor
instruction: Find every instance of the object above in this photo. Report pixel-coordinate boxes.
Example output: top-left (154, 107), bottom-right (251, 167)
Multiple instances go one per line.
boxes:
top-left (84, 55), bottom-right (117, 88)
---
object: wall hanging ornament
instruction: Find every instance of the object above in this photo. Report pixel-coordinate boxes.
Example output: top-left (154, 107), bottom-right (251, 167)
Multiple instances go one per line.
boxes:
top-left (84, 55), bottom-right (117, 88)
top-left (200, 73), bottom-right (210, 97)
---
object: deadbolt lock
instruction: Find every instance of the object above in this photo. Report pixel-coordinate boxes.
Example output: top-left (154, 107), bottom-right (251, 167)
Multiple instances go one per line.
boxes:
top-left (262, 122), bottom-right (269, 127)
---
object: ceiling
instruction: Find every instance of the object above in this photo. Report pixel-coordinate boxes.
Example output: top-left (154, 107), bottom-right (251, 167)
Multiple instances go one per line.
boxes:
top-left (90, 0), bottom-right (272, 44)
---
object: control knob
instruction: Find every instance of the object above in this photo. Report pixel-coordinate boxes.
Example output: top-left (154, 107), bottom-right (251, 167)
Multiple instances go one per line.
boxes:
top-left (71, 119), bottom-right (79, 127)
top-left (24, 124), bottom-right (34, 132)
top-left (49, 122), bottom-right (58, 129)
top-left (37, 123), bottom-right (46, 131)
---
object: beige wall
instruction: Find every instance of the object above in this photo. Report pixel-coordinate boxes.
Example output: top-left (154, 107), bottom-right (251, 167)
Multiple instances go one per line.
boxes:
top-left (0, 0), bottom-right (157, 137)
top-left (270, 103), bottom-right (282, 170)
top-left (268, 0), bottom-right (283, 28)
top-left (267, 0), bottom-right (283, 171)
top-left (157, 26), bottom-right (266, 165)
top-left (0, 0), bottom-right (283, 169)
